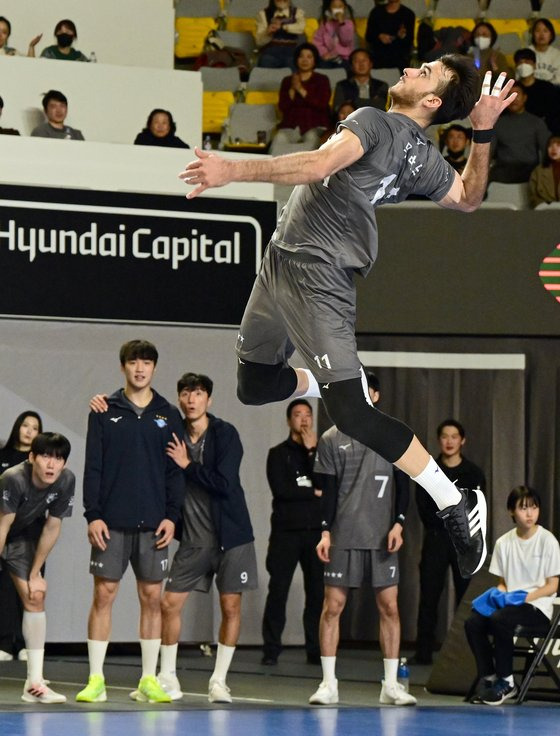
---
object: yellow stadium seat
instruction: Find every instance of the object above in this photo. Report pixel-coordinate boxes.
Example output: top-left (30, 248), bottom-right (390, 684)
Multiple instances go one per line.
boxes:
top-left (432, 18), bottom-right (476, 33)
top-left (486, 18), bottom-right (531, 39)
top-left (203, 90), bottom-right (236, 133)
top-left (226, 16), bottom-right (257, 34)
top-left (175, 17), bottom-right (218, 58)
top-left (245, 90), bottom-right (280, 105)
top-left (354, 17), bottom-right (368, 44)
top-left (304, 18), bottom-right (319, 43)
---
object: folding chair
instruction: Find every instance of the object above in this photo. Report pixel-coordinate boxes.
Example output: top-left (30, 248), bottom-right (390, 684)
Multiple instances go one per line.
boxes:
top-left (514, 600), bottom-right (560, 703)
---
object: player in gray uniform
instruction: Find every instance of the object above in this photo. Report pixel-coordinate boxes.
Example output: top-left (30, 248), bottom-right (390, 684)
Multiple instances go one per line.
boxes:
top-left (179, 59), bottom-right (517, 580)
top-left (309, 373), bottom-right (416, 706)
top-left (0, 432), bottom-right (74, 704)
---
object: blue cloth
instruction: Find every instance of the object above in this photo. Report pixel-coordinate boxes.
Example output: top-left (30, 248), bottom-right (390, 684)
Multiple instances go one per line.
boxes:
top-left (472, 586), bottom-right (528, 617)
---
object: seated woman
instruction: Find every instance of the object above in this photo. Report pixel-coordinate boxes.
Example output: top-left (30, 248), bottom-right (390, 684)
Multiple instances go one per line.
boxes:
top-left (270, 42), bottom-right (330, 155)
top-left (134, 109), bottom-right (189, 148)
top-left (529, 134), bottom-right (560, 207)
top-left (313, 0), bottom-right (355, 69)
top-left (256, 0), bottom-right (305, 69)
top-left (530, 17), bottom-right (560, 86)
top-left (0, 16), bottom-right (41, 57)
top-left (40, 19), bottom-right (88, 61)
top-left (464, 486), bottom-right (560, 706)
top-left (467, 21), bottom-right (512, 83)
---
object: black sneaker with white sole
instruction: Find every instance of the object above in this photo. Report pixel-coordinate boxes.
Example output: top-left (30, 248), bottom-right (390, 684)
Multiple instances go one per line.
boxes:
top-left (437, 488), bottom-right (487, 578)
top-left (481, 678), bottom-right (518, 705)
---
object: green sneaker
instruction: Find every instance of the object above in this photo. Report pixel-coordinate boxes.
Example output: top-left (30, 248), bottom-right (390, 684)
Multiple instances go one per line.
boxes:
top-left (130, 675), bottom-right (171, 703)
top-left (76, 674), bottom-right (107, 703)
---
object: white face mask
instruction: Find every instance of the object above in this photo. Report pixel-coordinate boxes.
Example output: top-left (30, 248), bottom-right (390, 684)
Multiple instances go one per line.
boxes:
top-left (474, 36), bottom-right (491, 51)
top-left (516, 63), bottom-right (534, 79)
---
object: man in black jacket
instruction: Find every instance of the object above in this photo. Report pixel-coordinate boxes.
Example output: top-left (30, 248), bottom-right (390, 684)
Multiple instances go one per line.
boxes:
top-left (158, 373), bottom-right (257, 704)
top-left (333, 49), bottom-right (389, 114)
top-left (413, 418), bottom-right (486, 665)
top-left (261, 399), bottom-right (323, 666)
top-left (77, 340), bottom-right (185, 705)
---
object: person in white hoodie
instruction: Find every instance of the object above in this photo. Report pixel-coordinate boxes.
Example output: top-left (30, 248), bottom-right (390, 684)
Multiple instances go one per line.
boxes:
top-left (530, 17), bottom-right (560, 86)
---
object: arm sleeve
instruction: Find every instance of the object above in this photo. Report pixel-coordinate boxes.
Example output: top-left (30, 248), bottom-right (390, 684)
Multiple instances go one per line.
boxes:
top-left (316, 472), bottom-right (338, 530)
top-left (266, 444), bottom-right (317, 501)
top-left (393, 468), bottom-right (409, 523)
top-left (0, 475), bottom-right (21, 515)
top-left (48, 472), bottom-right (76, 519)
top-left (284, 7), bottom-right (305, 35)
top-left (183, 424), bottom-right (243, 500)
top-left (164, 412), bottom-right (187, 522)
top-left (83, 412), bottom-right (104, 523)
top-left (304, 74), bottom-right (331, 112)
top-left (255, 10), bottom-right (271, 47)
top-left (313, 24), bottom-right (331, 57)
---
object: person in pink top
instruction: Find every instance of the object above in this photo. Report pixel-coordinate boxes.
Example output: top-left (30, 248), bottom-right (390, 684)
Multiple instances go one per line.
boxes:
top-left (313, 0), bottom-right (356, 69)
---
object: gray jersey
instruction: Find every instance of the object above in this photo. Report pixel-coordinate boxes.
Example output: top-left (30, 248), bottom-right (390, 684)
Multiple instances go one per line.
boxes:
top-left (0, 461), bottom-right (75, 540)
top-left (315, 426), bottom-right (394, 549)
top-left (273, 106), bottom-right (454, 276)
top-left (181, 431), bottom-right (217, 548)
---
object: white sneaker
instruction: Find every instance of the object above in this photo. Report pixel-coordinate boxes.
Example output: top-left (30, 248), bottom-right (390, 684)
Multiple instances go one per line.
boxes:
top-left (157, 673), bottom-right (183, 700)
top-left (309, 680), bottom-right (339, 705)
top-left (0, 650), bottom-right (14, 661)
top-left (21, 680), bottom-right (67, 704)
top-left (18, 649), bottom-right (28, 662)
top-left (379, 680), bottom-right (417, 706)
top-left (208, 679), bottom-right (232, 703)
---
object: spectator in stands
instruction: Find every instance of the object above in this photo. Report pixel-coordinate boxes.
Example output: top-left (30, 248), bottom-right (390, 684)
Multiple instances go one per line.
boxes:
top-left (256, 0), bottom-right (306, 69)
top-left (270, 43), bottom-right (330, 155)
top-left (0, 96), bottom-right (20, 136)
top-left (468, 21), bottom-right (512, 83)
top-left (514, 48), bottom-right (560, 135)
top-left (490, 82), bottom-right (549, 184)
top-left (319, 99), bottom-right (356, 144)
top-left (134, 110), bottom-right (189, 149)
top-left (365, 0), bottom-right (415, 71)
top-left (40, 19), bottom-right (88, 62)
top-left (417, 22), bottom-right (470, 64)
top-left (332, 49), bottom-right (388, 113)
top-left (439, 123), bottom-right (471, 176)
top-left (313, 0), bottom-right (356, 69)
top-left (0, 16), bottom-right (42, 57)
top-left (31, 90), bottom-right (84, 141)
top-left (529, 134), bottom-right (560, 208)
top-left (530, 18), bottom-right (560, 86)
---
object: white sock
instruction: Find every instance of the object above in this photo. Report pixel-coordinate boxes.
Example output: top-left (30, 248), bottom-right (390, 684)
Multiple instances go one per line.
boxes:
top-left (26, 649), bottom-right (44, 684)
top-left (412, 456), bottom-right (461, 511)
top-left (320, 655), bottom-right (336, 684)
top-left (383, 658), bottom-right (398, 685)
top-left (503, 674), bottom-right (514, 686)
top-left (88, 639), bottom-right (109, 677)
top-left (22, 611), bottom-right (46, 650)
top-left (210, 643), bottom-right (235, 683)
top-left (159, 643), bottom-right (178, 677)
top-left (140, 638), bottom-right (161, 678)
top-left (298, 369), bottom-right (321, 398)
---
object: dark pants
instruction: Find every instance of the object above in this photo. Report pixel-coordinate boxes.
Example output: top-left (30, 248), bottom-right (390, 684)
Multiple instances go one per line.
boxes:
top-left (464, 605), bottom-right (550, 678)
top-left (262, 528), bottom-right (324, 660)
top-left (416, 528), bottom-right (470, 659)
top-left (0, 568), bottom-right (24, 655)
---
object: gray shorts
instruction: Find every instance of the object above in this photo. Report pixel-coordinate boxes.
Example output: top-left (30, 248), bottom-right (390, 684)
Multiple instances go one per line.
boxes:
top-left (165, 542), bottom-right (258, 594)
top-left (89, 529), bottom-right (168, 582)
top-left (324, 548), bottom-right (399, 589)
top-left (236, 244), bottom-right (363, 384)
top-left (1, 538), bottom-right (37, 580)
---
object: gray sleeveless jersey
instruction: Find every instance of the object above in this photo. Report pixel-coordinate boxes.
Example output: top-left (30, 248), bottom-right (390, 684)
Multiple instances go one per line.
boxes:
top-left (314, 426), bottom-right (394, 549)
top-left (273, 106), bottom-right (454, 276)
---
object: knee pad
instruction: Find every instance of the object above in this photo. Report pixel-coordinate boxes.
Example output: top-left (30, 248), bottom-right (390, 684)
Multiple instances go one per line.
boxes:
top-left (237, 359), bottom-right (297, 406)
top-left (320, 377), bottom-right (413, 463)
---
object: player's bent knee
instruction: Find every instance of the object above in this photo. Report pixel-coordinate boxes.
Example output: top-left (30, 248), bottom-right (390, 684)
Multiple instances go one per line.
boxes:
top-left (237, 359), bottom-right (297, 406)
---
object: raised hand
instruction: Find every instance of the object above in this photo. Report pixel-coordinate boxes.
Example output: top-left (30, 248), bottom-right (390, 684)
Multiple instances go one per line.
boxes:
top-left (469, 71), bottom-right (517, 131)
top-left (178, 147), bottom-right (233, 199)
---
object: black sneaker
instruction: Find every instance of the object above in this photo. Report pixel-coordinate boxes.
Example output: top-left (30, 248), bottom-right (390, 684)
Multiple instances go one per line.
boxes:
top-left (437, 488), bottom-right (487, 578)
top-left (470, 677), bottom-right (493, 704)
top-left (481, 678), bottom-right (518, 705)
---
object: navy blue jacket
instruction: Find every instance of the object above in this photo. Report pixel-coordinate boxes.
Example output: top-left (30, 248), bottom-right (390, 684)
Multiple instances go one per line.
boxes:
top-left (83, 389), bottom-right (185, 529)
top-left (181, 414), bottom-right (254, 551)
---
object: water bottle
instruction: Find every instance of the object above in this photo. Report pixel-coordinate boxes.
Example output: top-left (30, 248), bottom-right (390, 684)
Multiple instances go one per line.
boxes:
top-left (397, 657), bottom-right (410, 692)
top-left (203, 135), bottom-right (212, 151)
top-left (89, 51), bottom-right (97, 63)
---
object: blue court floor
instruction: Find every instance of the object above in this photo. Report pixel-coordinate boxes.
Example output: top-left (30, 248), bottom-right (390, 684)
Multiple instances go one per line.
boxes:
top-left (1, 705), bottom-right (559, 736)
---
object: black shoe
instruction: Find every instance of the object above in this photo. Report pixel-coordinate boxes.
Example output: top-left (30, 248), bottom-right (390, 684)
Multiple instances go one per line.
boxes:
top-left (481, 678), bottom-right (518, 705)
top-left (470, 677), bottom-right (493, 704)
top-left (437, 488), bottom-right (487, 578)
top-left (261, 655), bottom-right (278, 666)
top-left (306, 654), bottom-right (321, 665)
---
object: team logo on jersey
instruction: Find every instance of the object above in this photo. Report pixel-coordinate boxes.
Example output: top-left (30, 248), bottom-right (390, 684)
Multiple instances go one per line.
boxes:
top-left (46, 493), bottom-right (58, 504)
top-left (2, 490), bottom-right (10, 502)
top-left (154, 417), bottom-right (168, 428)
top-left (338, 443), bottom-right (351, 451)
top-left (110, 416), bottom-right (123, 423)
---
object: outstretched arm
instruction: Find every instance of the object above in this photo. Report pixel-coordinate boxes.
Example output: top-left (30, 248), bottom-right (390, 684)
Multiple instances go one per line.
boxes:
top-left (179, 126), bottom-right (364, 198)
top-left (438, 71), bottom-right (517, 213)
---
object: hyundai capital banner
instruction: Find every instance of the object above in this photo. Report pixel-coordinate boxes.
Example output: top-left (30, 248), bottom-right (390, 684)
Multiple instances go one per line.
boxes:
top-left (0, 184), bottom-right (277, 326)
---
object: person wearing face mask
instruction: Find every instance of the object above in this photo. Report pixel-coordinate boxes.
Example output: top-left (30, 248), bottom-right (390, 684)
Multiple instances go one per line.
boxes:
top-left (468, 21), bottom-right (512, 84)
top-left (313, 0), bottom-right (356, 69)
top-left (439, 123), bottom-right (472, 175)
top-left (514, 48), bottom-right (560, 136)
top-left (40, 19), bottom-right (88, 62)
top-left (529, 134), bottom-right (560, 207)
top-left (256, 0), bottom-right (306, 69)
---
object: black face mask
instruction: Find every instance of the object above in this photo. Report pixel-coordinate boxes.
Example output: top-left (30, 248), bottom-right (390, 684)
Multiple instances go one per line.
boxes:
top-left (56, 33), bottom-right (74, 48)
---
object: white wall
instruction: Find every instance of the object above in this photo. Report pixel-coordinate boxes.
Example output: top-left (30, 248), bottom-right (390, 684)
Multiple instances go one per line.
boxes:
top-left (0, 56), bottom-right (200, 146)
top-left (1, 0), bottom-right (174, 68)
